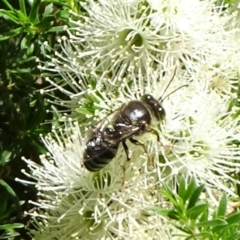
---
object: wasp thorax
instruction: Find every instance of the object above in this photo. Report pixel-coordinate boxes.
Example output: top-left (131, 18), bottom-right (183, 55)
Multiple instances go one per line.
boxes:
top-left (116, 100), bottom-right (151, 126)
top-left (141, 94), bottom-right (166, 121)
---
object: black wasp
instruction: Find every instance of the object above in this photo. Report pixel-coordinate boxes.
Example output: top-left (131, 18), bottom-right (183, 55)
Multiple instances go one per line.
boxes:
top-left (84, 69), bottom-right (185, 172)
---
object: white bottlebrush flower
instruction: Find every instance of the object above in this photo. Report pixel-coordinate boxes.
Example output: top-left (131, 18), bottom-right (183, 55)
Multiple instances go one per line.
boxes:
top-left (224, 2), bottom-right (240, 74)
top-left (39, 0), bottom-right (236, 89)
top-left (162, 89), bottom-right (240, 198)
top-left (17, 119), bottom-right (178, 239)
top-left (18, 65), bottom-right (240, 238)
top-left (87, 68), bottom-right (240, 198)
top-left (22, 0), bottom-right (240, 237)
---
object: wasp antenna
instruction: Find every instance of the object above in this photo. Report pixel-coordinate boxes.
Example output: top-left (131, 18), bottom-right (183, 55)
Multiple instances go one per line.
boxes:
top-left (160, 84), bottom-right (188, 102)
top-left (158, 66), bottom-right (177, 101)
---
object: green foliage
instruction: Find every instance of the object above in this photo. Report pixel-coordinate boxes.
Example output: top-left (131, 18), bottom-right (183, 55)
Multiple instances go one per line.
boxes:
top-left (0, 0), bottom-right (84, 238)
top-left (0, 0), bottom-right (79, 40)
top-left (154, 177), bottom-right (240, 239)
top-left (0, 35), bottom-right (49, 166)
top-left (0, 180), bottom-right (23, 239)
top-left (214, 0), bottom-right (236, 6)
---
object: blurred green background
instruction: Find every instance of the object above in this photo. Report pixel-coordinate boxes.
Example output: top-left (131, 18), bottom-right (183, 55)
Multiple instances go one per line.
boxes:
top-left (0, 0), bottom-right (78, 238)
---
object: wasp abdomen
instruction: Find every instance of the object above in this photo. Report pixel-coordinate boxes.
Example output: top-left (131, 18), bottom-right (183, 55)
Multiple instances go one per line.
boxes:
top-left (84, 136), bottom-right (119, 172)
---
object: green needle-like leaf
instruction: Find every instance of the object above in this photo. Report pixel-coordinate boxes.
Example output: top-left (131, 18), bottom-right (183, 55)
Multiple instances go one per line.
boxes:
top-left (187, 184), bottom-right (205, 210)
top-left (183, 178), bottom-right (197, 203)
top-left (217, 193), bottom-right (227, 217)
top-left (1, 0), bottom-right (14, 10)
top-left (196, 219), bottom-right (227, 228)
top-left (29, 0), bottom-right (41, 23)
top-left (187, 204), bottom-right (208, 220)
top-left (226, 212), bottom-right (240, 225)
top-left (19, 0), bottom-right (27, 16)
top-left (178, 176), bottom-right (186, 201)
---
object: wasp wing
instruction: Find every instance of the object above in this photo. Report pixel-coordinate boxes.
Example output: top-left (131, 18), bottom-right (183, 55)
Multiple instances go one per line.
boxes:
top-left (114, 124), bottom-right (140, 142)
top-left (84, 124), bottom-right (139, 160)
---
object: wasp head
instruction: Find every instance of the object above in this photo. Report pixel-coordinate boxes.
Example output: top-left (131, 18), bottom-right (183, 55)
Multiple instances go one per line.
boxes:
top-left (141, 94), bottom-right (166, 121)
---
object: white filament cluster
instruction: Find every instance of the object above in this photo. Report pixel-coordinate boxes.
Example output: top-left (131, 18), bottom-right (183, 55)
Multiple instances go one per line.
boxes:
top-left (18, 0), bottom-right (240, 239)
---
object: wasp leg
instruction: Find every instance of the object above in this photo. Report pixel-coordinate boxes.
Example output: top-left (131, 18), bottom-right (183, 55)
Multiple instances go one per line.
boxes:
top-left (129, 137), bottom-right (147, 152)
top-left (129, 137), bottom-right (152, 165)
top-left (149, 128), bottom-right (160, 142)
top-left (120, 141), bottom-right (130, 190)
top-left (119, 165), bottom-right (126, 191)
top-left (148, 128), bottom-right (167, 147)
top-left (122, 140), bottom-right (130, 160)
